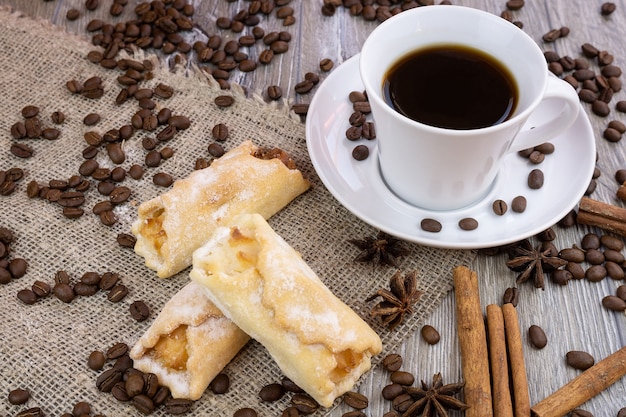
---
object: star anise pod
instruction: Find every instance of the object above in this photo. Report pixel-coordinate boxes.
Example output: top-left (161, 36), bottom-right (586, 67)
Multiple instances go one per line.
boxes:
top-left (400, 372), bottom-right (469, 417)
top-left (366, 270), bottom-right (423, 330)
top-left (505, 241), bottom-right (567, 289)
top-left (349, 231), bottom-right (410, 267)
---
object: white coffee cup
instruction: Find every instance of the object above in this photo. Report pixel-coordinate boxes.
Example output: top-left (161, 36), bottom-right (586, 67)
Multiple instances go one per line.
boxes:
top-left (359, 5), bottom-right (580, 211)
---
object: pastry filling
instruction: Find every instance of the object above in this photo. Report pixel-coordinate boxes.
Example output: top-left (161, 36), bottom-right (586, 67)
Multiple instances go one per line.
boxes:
top-left (144, 208), bottom-right (167, 255)
top-left (252, 147), bottom-right (297, 170)
top-left (151, 325), bottom-right (189, 371)
top-left (330, 349), bottom-right (364, 383)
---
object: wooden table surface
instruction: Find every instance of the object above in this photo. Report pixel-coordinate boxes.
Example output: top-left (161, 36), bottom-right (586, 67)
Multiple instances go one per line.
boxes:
top-left (2, 1), bottom-right (625, 416)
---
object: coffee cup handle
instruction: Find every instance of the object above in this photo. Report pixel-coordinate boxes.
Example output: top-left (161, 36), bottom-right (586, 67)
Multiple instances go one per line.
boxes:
top-left (508, 76), bottom-right (580, 153)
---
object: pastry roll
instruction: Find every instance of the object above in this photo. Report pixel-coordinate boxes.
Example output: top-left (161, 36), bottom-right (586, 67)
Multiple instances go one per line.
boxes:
top-left (129, 281), bottom-right (250, 400)
top-left (190, 213), bottom-right (383, 408)
top-left (131, 140), bottom-right (310, 278)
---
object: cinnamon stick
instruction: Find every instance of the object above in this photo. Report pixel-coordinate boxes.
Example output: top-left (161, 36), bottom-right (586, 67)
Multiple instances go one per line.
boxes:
top-left (486, 304), bottom-right (514, 417)
top-left (502, 303), bottom-right (531, 417)
top-left (453, 266), bottom-right (493, 417)
top-left (531, 346), bottom-right (626, 417)
top-left (577, 196), bottom-right (626, 236)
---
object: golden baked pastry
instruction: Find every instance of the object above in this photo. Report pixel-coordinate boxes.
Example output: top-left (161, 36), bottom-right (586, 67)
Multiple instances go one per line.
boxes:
top-left (131, 140), bottom-right (310, 278)
top-left (190, 213), bottom-right (383, 408)
top-left (129, 281), bottom-right (250, 400)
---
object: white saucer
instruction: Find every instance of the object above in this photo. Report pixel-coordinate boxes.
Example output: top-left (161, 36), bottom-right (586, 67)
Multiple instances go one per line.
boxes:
top-left (305, 54), bottom-right (596, 249)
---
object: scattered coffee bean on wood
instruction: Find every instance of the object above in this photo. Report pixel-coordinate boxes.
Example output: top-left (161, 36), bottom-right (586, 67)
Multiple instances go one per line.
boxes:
top-left (382, 353), bottom-right (402, 372)
top-left (528, 324), bottom-right (548, 349)
top-left (420, 324), bottom-right (441, 345)
top-left (343, 391), bottom-right (368, 410)
top-left (566, 350), bottom-right (595, 370)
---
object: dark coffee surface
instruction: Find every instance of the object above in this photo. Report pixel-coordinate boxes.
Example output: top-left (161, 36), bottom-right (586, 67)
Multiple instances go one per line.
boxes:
top-left (383, 44), bottom-right (517, 129)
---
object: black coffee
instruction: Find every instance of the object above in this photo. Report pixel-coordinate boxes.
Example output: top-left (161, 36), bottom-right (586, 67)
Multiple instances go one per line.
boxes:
top-left (383, 44), bottom-right (518, 129)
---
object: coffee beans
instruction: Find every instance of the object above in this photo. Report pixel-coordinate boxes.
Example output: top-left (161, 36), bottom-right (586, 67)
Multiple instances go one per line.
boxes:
top-left (420, 218), bottom-right (442, 233)
top-left (129, 300), bottom-right (150, 321)
top-left (8, 388), bottom-right (31, 405)
top-left (343, 391), bottom-right (368, 410)
top-left (259, 383), bottom-right (285, 402)
top-left (458, 217), bottom-right (478, 231)
top-left (528, 325), bottom-right (548, 349)
top-left (382, 353), bottom-right (403, 372)
top-left (420, 324), bottom-right (441, 345)
top-left (209, 373), bottom-right (230, 394)
top-left (234, 408), bottom-right (258, 417)
top-left (351, 145), bottom-right (369, 161)
top-left (566, 350), bottom-right (595, 370)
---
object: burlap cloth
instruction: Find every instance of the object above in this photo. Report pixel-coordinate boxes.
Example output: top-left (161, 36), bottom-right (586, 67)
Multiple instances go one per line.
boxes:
top-left (0, 8), bottom-right (475, 416)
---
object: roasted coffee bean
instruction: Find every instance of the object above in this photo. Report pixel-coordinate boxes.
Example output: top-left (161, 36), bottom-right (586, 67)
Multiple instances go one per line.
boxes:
top-left (83, 112), bottom-right (101, 126)
top-left (98, 181), bottom-right (116, 196)
top-left (585, 265), bottom-right (607, 282)
top-left (88, 350), bottom-right (106, 370)
top-left (390, 370), bottom-right (414, 386)
top-left (234, 408), bottom-right (258, 417)
top-left (129, 164), bottom-right (144, 180)
top-left (345, 126), bottom-right (362, 140)
top-left (420, 324), bottom-right (441, 345)
top-left (502, 287), bottom-right (519, 306)
top-left (592, 100), bottom-right (611, 116)
top-left (125, 372), bottom-right (145, 397)
top-left (156, 125), bottom-right (177, 141)
top-left (343, 391), bottom-right (368, 410)
top-left (208, 143), bottom-right (225, 157)
top-left (133, 394), bottom-right (155, 414)
top-left (267, 85), bottom-right (282, 100)
top-left (214, 95), bottom-right (235, 108)
top-left (559, 247), bottom-right (586, 263)
top-left (117, 233), bottom-right (136, 248)
top-left (492, 199), bottom-right (508, 215)
top-left (259, 383), bottom-right (285, 402)
top-left (291, 393), bottom-right (319, 414)
top-left (581, 233), bottom-right (601, 250)
top-left (74, 281), bottom-right (98, 296)
top-left (99, 272), bottom-right (120, 290)
top-left (351, 144), bottom-right (369, 161)
top-left (511, 196), bottom-right (527, 213)
top-left (58, 191), bottom-right (85, 208)
top-left (606, 261), bottom-right (625, 280)
top-left (292, 103), bottom-right (309, 115)
top-left (551, 269), bottom-right (572, 285)
top-left (153, 172), bottom-right (174, 187)
top-left (165, 398), bottom-right (193, 415)
top-left (209, 373), bottom-right (230, 394)
top-left (8, 388), bottom-right (31, 405)
top-left (601, 2), bottom-right (617, 15)
top-left (129, 300), bottom-right (150, 321)
top-left (145, 150), bottom-right (162, 167)
top-left (15, 407), bottom-right (43, 417)
top-left (566, 350), bottom-right (595, 370)
top-left (528, 169), bottom-right (544, 189)
top-left (600, 234), bottom-right (624, 250)
top-left (10, 143), bottom-right (34, 159)
top-left (110, 186), bottom-right (131, 204)
top-left (42, 127), bottom-right (60, 140)
top-left (382, 383), bottom-right (404, 400)
top-left (108, 284), bottom-right (129, 302)
top-left (10, 121), bottom-right (26, 139)
top-left (111, 382), bottom-right (130, 402)
top-left (17, 289), bottom-right (38, 305)
top-left (97, 368), bottom-right (122, 392)
top-left (320, 58), bottom-right (334, 72)
top-left (602, 295), bottom-right (626, 311)
top-left (459, 217), bottom-right (478, 231)
top-left (72, 401), bottom-right (91, 417)
top-left (528, 324), bottom-right (548, 349)
top-left (111, 167), bottom-right (126, 183)
top-left (106, 342), bottom-right (128, 360)
top-left (106, 143), bottom-right (126, 164)
top-left (212, 123), bottom-right (229, 141)
top-left (361, 122), bottom-right (376, 139)
top-left (382, 353), bottom-right (403, 372)
top-left (585, 249), bottom-right (605, 265)
top-left (8, 258), bottom-right (27, 278)
top-left (0, 267), bottom-right (10, 284)
top-left (392, 393), bottom-right (413, 413)
top-left (30, 280), bottom-right (51, 298)
top-left (295, 79), bottom-right (315, 94)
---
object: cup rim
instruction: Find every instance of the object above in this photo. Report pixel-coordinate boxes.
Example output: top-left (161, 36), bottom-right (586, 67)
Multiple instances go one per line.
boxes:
top-left (359, 5), bottom-right (548, 136)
